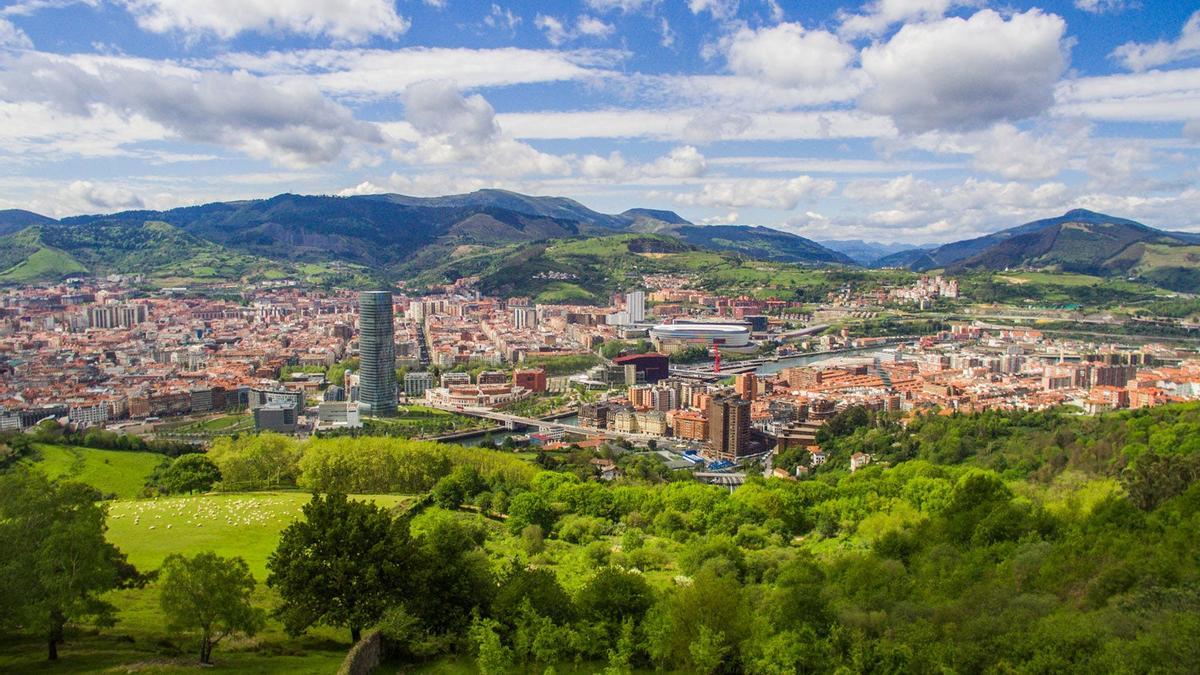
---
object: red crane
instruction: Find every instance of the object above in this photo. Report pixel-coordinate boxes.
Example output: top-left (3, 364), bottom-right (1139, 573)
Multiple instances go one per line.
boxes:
top-left (712, 340), bottom-right (721, 374)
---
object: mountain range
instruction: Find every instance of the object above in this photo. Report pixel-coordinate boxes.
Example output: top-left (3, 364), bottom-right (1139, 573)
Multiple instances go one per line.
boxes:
top-left (0, 190), bottom-right (853, 286)
top-left (817, 239), bottom-right (928, 266)
top-left (1, 192), bottom-right (1197, 294)
top-left (872, 209), bottom-right (1200, 291)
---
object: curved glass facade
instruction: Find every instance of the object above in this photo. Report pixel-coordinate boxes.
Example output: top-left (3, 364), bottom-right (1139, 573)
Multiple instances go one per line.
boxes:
top-left (358, 290), bottom-right (397, 416)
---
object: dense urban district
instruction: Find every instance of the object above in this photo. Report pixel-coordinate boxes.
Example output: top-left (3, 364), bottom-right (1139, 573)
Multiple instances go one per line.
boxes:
top-left (3, 200), bottom-right (1200, 674)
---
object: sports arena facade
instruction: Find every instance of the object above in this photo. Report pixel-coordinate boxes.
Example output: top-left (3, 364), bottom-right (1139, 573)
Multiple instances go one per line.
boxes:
top-left (649, 322), bottom-right (752, 352)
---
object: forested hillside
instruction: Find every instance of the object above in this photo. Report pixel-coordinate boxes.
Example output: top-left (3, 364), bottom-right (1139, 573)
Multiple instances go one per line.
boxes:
top-left (2, 405), bottom-right (1199, 672)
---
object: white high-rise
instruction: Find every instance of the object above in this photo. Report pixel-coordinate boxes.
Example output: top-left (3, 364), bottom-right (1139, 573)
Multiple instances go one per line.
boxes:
top-left (626, 290), bottom-right (646, 323)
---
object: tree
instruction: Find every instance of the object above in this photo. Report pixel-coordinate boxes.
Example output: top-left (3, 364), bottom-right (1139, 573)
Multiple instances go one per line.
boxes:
top-left (690, 624), bottom-right (730, 674)
top-left (155, 453), bottom-right (222, 494)
top-left (470, 616), bottom-right (513, 675)
top-left (575, 567), bottom-right (654, 637)
top-left (405, 509), bottom-right (495, 634)
top-left (507, 492), bottom-right (555, 534)
top-left (208, 433), bottom-right (301, 489)
top-left (0, 469), bottom-right (144, 661)
top-left (267, 493), bottom-right (410, 641)
top-left (159, 552), bottom-right (264, 664)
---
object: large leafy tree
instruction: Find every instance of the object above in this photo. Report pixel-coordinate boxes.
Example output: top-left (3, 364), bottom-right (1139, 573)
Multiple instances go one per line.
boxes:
top-left (0, 469), bottom-right (144, 660)
top-left (267, 493), bottom-right (410, 641)
top-left (153, 453), bottom-right (222, 494)
top-left (159, 552), bottom-right (264, 664)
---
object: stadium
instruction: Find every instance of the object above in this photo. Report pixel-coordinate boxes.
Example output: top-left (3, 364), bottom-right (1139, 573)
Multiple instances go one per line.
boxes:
top-left (649, 322), bottom-right (753, 352)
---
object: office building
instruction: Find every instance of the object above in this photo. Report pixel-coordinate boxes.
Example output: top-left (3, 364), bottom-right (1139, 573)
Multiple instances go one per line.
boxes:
top-left (317, 401), bottom-right (362, 429)
top-left (404, 372), bottom-right (435, 398)
top-left (358, 290), bottom-right (397, 416)
top-left (249, 387), bottom-right (303, 416)
top-left (254, 405), bottom-right (297, 434)
top-left (612, 353), bottom-right (670, 384)
top-left (513, 368), bottom-right (547, 393)
top-left (734, 373), bottom-right (756, 400)
top-left (626, 290), bottom-right (646, 323)
top-left (513, 306), bottom-right (537, 330)
top-left (708, 393), bottom-right (751, 460)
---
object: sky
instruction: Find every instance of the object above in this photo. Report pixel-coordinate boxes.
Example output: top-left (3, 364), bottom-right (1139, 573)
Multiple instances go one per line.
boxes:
top-left (0, 0), bottom-right (1197, 244)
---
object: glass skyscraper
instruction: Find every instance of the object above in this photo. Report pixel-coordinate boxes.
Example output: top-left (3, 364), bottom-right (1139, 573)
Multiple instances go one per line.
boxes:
top-left (357, 290), bottom-right (397, 416)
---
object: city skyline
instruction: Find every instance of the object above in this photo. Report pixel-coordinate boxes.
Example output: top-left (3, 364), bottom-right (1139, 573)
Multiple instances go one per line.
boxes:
top-left (0, 1), bottom-right (1194, 243)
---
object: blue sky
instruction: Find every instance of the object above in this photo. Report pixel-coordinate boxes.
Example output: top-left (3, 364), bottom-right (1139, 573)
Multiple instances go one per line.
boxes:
top-left (0, 0), bottom-right (1197, 243)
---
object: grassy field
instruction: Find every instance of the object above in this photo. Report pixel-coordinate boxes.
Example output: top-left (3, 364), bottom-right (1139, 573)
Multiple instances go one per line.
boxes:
top-left (0, 492), bottom-right (413, 673)
top-left (0, 246), bottom-right (88, 283)
top-left (159, 413), bottom-right (254, 435)
top-left (106, 492), bottom-right (411, 578)
top-left (29, 444), bottom-right (164, 498)
top-left (997, 271), bottom-right (1105, 286)
top-left (533, 281), bottom-right (599, 304)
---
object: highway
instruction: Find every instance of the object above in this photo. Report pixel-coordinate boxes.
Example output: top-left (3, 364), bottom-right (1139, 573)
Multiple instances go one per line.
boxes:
top-left (425, 403), bottom-right (673, 444)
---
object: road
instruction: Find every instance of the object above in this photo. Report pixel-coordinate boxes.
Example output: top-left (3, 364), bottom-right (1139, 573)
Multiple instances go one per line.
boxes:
top-left (425, 403), bottom-right (673, 444)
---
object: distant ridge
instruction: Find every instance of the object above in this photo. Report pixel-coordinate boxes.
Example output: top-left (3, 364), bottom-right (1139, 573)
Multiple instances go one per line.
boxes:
top-left (0, 190), bottom-right (852, 284)
top-left (874, 209), bottom-right (1200, 291)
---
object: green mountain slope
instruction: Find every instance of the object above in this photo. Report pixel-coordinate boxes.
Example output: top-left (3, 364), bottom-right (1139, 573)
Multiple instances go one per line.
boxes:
top-left (0, 221), bottom-right (321, 286)
top-left (40, 190), bottom-right (853, 282)
top-left (876, 209), bottom-right (1200, 292)
top-left (0, 228), bottom-right (88, 284)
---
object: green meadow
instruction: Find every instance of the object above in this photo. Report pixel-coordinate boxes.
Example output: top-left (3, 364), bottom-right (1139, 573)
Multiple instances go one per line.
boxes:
top-left (29, 444), bottom-right (164, 499)
top-left (7, 444), bottom-right (416, 673)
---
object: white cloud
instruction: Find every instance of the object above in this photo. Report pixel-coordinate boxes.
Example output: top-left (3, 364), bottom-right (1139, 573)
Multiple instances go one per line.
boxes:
top-left (404, 80), bottom-right (498, 146)
top-left (338, 173), bottom-right (494, 198)
top-left (483, 4), bottom-right (520, 31)
top-left (659, 17), bottom-right (675, 48)
top-left (1, 0), bottom-right (99, 17)
top-left (64, 180), bottom-right (144, 210)
top-left (700, 211), bottom-right (740, 225)
top-left (687, 0), bottom-right (739, 21)
top-left (576, 146), bottom-right (707, 181)
top-left (895, 123), bottom-right (1075, 180)
top-left (838, 0), bottom-right (961, 38)
top-left (0, 100), bottom-right (168, 159)
top-left (0, 18), bottom-right (32, 48)
top-left (710, 155), bottom-right (961, 174)
top-left (534, 15), bottom-right (571, 46)
top-left (119, 0), bottom-right (410, 43)
top-left (646, 72), bottom-right (868, 112)
top-left (578, 151), bottom-right (628, 179)
top-left (841, 174), bottom-right (1076, 237)
top-left (576, 15), bottom-right (615, 39)
top-left (1054, 67), bottom-right (1200, 122)
top-left (1185, 119), bottom-right (1200, 142)
top-left (535, 14), bottom-right (614, 45)
top-left (675, 176), bottom-right (835, 209)
top-left (1111, 11), bottom-right (1200, 72)
top-left (724, 22), bottom-right (856, 87)
top-left (860, 9), bottom-right (1068, 132)
top-left (0, 52), bottom-right (381, 167)
top-left (497, 109), bottom-right (894, 141)
top-left (399, 80), bottom-right (570, 177)
top-left (642, 145), bottom-right (708, 178)
top-left (218, 47), bottom-right (618, 101)
top-left (1074, 0), bottom-right (1130, 14)
top-left (586, 0), bottom-right (655, 12)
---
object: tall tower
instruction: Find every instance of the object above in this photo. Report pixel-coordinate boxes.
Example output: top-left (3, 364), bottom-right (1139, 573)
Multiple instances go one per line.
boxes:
top-left (358, 290), bottom-right (397, 416)
top-left (707, 393), bottom-right (751, 460)
top-left (626, 290), bottom-right (646, 323)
